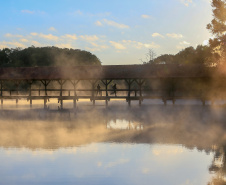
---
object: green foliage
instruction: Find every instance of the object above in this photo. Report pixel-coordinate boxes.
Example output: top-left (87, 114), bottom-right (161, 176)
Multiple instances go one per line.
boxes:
top-left (207, 0), bottom-right (226, 63)
top-left (0, 46), bottom-right (101, 67)
top-left (152, 45), bottom-right (214, 65)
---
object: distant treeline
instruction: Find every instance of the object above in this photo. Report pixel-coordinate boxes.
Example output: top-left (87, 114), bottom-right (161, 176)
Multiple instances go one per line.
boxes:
top-left (0, 46), bottom-right (101, 67)
top-left (148, 45), bottom-right (218, 66)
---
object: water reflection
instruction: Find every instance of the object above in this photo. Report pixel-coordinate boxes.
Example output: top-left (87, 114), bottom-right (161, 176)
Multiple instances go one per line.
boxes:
top-left (0, 104), bottom-right (226, 184)
top-left (107, 119), bottom-right (143, 130)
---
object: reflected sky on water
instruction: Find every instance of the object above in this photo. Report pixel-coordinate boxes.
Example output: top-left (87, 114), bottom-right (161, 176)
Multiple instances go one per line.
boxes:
top-left (0, 103), bottom-right (226, 185)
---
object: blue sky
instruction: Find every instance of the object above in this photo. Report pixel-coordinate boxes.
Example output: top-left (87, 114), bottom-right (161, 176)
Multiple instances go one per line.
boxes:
top-left (0, 0), bottom-right (212, 65)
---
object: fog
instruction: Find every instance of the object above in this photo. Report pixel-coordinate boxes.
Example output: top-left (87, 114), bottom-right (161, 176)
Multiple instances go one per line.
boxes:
top-left (0, 101), bottom-right (226, 151)
top-left (1, 100), bottom-right (226, 184)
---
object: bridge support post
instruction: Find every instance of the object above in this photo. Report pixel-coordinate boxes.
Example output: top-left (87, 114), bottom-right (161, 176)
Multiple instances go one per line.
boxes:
top-left (163, 98), bottom-right (167, 105)
top-left (30, 99), bottom-right (32, 108)
top-left (135, 79), bottom-right (145, 106)
top-left (73, 98), bottom-right (76, 110)
top-left (57, 80), bottom-right (66, 110)
top-left (44, 98), bottom-right (47, 109)
top-left (89, 80), bottom-right (98, 106)
top-left (202, 99), bottom-right (205, 106)
top-left (101, 80), bottom-right (112, 107)
top-left (28, 80), bottom-right (33, 108)
top-left (41, 80), bottom-right (51, 96)
top-left (16, 99), bottom-right (18, 105)
top-left (125, 79), bottom-right (135, 107)
top-left (69, 80), bottom-right (80, 111)
top-left (0, 81), bottom-right (2, 108)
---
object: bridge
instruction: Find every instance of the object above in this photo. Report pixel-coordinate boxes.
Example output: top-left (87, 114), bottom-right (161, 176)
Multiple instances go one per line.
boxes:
top-left (0, 64), bottom-right (224, 109)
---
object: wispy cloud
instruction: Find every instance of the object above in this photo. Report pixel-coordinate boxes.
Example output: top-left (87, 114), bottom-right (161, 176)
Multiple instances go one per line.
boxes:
top-left (48, 27), bottom-right (57, 32)
top-left (80, 35), bottom-right (99, 42)
top-left (166, 33), bottom-right (183, 38)
top-left (20, 39), bottom-right (29, 43)
top-left (21, 10), bottom-right (35, 14)
top-left (5, 33), bottom-right (23, 38)
top-left (141, 14), bottom-right (152, 19)
top-left (71, 10), bottom-right (83, 16)
top-left (109, 41), bottom-right (126, 50)
top-left (30, 32), bottom-right (38, 36)
top-left (39, 33), bottom-right (58, 41)
top-left (179, 41), bottom-right (190, 45)
top-left (152, 33), bottom-right (164, 38)
top-left (96, 19), bottom-right (129, 29)
top-left (95, 21), bottom-right (103, 26)
top-left (21, 10), bottom-right (45, 15)
top-left (122, 40), bottom-right (160, 49)
top-left (55, 43), bottom-right (73, 49)
top-left (31, 40), bottom-right (41, 46)
top-left (30, 32), bottom-right (59, 40)
top-left (176, 40), bottom-right (191, 50)
top-left (0, 41), bottom-right (26, 49)
top-left (180, 0), bottom-right (193, 6)
top-left (62, 34), bottom-right (77, 40)
top-left (86, 42), bottom-right (108, 52)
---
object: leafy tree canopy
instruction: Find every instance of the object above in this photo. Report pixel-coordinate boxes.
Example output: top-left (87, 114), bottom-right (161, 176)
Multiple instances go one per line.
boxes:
top-left (150, 45), bottom-right (215, 65)
top-left (0, 46), bottom-right (101, 67)
top-left (207, 0), bottom-right (226, 63)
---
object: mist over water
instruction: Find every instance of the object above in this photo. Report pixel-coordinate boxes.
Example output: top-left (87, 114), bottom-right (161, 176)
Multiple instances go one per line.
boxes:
top-left (0, 100), bottom-right (226, 185)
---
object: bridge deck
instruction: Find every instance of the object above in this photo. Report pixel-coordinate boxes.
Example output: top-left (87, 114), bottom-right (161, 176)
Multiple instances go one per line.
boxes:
top-left (0, 65), bottom-right (225, 109)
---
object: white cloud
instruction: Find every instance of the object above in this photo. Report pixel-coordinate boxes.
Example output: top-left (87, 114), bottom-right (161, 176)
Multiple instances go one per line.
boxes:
top-left (96, 19), bottom-right (129, 29)
top-left (179, 41), bottom-right (190, 45)
top-left (21, 10), bottom-right (35, 14)
top-left (48, 27), bottom-right (57, 32)
top-left (152, 33), bottom-right (164, 38)
top-left (109, 41), bottom-right (126, 50)
top-left (20, 39), bottom-right (29, 43)
top-left (86, 43), bottom-right (108, 52)
top-left (30, 32), bottom-right (38, 36)
top-left (80, 35), bottom-right (99, 42)
top-left (39, 33), bottom-right (58, 41)
top-left (141, 14), bottom-right (151, 19)
top-left (122, 40), bottom-right (160, 49)
top-left (95, 21), bottom-right (103, 26)
top-left (180, 0), bottom-right (193, 6)
top-left (5, 33), bottom-right (23, 38)
top-left (72, 10), bottom-right (83, 16)
top-left (30, 40), bottom-right (41, 46)
top-left (166, 33), bottom-right (183, 38)
top-left (0, 41), bottom-right (26, 49)
top-left (62, 34), bottom-right (77, 40)
top-left (55, 43), bottom-right (73, 48)
top-left (90, 42), bottom-right (108, 49)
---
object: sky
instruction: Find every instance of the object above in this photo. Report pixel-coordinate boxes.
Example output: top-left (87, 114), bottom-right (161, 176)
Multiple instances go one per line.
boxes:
top-left (0, 0), bottom-right (213, 65)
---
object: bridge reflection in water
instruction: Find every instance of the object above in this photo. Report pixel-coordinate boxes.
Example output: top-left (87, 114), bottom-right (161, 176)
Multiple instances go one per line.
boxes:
top-left (0, 105), bottom-right (226, 184)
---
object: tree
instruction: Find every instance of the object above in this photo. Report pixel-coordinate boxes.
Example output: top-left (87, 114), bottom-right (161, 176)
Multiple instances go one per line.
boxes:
top-left (140, 48), bottom-right (157, 64)
top-left (207, 0), bottom-right (226, 64)
top-left (0, 46), bottom-right (101, 67)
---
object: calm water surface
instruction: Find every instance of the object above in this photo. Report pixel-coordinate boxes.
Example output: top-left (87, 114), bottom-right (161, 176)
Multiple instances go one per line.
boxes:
top-left (0, 101), bottom-right (225, 185)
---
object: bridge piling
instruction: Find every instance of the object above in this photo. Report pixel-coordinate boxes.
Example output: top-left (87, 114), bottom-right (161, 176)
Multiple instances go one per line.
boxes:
top-left (44, 98), bottom-right (47, 109)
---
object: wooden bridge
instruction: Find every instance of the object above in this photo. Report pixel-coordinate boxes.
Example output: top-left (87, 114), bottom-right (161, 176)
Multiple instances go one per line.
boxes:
top-left (0, 64), bottom-right (224, 109)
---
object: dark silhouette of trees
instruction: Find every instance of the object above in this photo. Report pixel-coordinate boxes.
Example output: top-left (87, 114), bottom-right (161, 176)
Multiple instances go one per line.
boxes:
top-left (150, 45), bottom-right (214, 65)
top-left (0, 46), bottom-right (101, 67)
top-left (207, 0), bottom-right (226, 64)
